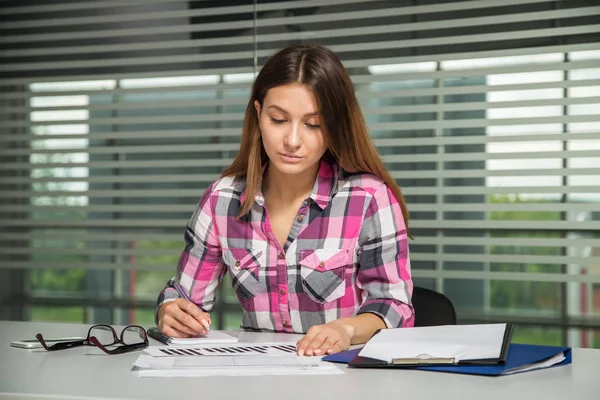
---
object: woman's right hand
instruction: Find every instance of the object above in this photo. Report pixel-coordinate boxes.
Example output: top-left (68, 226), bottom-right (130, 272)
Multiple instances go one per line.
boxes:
top-left (157, 298), bottom-right (212, 337)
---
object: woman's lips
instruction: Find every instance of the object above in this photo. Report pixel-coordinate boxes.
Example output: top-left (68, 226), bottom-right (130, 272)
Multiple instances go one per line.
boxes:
top-left (280, 153), bottom-right (303, 163)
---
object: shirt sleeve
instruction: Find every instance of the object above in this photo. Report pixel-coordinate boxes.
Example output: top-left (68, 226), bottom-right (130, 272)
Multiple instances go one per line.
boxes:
top-left (155, 184), bottom-right (226, 323)
top-left (355, 182), bottom-right (414, 328)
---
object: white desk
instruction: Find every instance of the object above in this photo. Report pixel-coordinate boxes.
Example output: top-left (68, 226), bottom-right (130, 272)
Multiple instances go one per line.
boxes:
top-left (1, 320), bottom-right (598, 400)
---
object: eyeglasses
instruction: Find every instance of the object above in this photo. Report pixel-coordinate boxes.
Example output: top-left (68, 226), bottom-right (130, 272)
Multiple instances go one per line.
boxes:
top-left (36, 324), bottom-right (148, 355)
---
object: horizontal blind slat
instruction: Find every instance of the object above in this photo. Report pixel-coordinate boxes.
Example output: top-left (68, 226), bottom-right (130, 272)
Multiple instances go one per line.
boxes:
top-left (5, 32), bottom-right (600, 73)
top-left (2, 131), bottom-right (599, 148)
top-left (1, 219), bottom-right (598, 231)
top-left (412, 270), bottom-right (600, 284)
top-left (4, 76), bottom-right (598, 102)
top-left (3, 264), bottom-right (600, 280)
top-left (3, 116), bottom-right (599, 143)
top-left (3, 42), bottom-right (597, 85)
top-left (0, 0), bottom-right (380, 16)
top-left (0, 0), bottom-right (207, 15)
top-left (5, 22), bottom-right (596, 62)
top-left (2, 233), bottom-right (597, 248)
top-left (1, 167), bottom-right (598, 185)
top-left (414, 253), bottom-right (600, 265)
top-left (0, 159), bottom-right (235, 171)
top-left (0, 0), bottom-right (551, 24)
top-left (2, 151), bottom-right (597, 170)
top-left (4, 95), bottom-right (600, 123)
top-left (0, 202), bottom-right (596, 214)
top-left (3, 148), bottom-right (598, 160)
top-left (3, 4), bottom-right (594, 46)
top-left (3, 248), bottom-right (596, 266)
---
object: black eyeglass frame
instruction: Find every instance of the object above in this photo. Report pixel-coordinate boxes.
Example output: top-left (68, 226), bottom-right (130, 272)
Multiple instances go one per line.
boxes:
top-left (36, 324), bottom-right (149, 355)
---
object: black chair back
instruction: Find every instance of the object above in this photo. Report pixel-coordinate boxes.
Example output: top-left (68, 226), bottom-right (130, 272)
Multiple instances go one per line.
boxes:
top-left (412, 286), bottom-right (457, 327)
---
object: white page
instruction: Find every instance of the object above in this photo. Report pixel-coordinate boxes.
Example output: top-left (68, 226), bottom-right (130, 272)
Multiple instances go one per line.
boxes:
top-left (132, 354), bottom-right (343, 377)
top-left (358, 324), bottom-right (508, 363)
top-left (135, 354), bottom-right (328, 369)
top-left (133, 366), bottom-right (343, 377)
top-left (501, 352), bottom-right (566, 375)
top-left (168, 330), bottom-right (238, 345)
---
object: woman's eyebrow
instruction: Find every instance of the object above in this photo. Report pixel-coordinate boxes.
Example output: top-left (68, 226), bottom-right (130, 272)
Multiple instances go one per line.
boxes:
top-left (266, 104), bottom-right (318, 117)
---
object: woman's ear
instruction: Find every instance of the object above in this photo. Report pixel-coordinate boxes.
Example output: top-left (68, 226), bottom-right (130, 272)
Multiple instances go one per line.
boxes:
top-left (254, 100), bottom-right (261, 117)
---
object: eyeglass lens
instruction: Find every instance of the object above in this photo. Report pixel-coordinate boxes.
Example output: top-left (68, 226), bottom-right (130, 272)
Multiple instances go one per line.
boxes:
top-left (88, 325), bottom-right (146, 346)
top-left (120, 326), bottom-right (147, 345)
top-left (88, 325), bottom-right (118, 346)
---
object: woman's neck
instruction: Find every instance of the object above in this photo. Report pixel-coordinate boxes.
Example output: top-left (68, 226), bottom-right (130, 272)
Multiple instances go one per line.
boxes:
top-left (262, 163), bottom-right (319, 204)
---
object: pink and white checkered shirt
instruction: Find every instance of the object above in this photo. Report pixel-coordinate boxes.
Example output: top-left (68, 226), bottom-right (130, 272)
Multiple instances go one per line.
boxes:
top-left (158, 160), bottom-right (414, 333)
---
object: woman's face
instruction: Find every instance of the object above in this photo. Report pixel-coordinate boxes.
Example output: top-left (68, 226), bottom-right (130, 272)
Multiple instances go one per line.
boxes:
top-left (255, 83), bottom-right (327, 177)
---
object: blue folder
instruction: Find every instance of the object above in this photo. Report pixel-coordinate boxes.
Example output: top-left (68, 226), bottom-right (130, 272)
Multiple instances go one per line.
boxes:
top-left (322, 343), bottom-right (572, 376)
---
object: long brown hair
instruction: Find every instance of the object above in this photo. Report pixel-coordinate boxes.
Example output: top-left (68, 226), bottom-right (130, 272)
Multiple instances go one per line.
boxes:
top-left (222, 44), bottom-right (410, 233)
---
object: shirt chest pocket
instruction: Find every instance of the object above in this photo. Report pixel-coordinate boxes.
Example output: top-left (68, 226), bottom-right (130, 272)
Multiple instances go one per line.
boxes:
top-left (299, 248), bottom-right (350, 304)
top-left (222, 248), bottom-right (263, 302)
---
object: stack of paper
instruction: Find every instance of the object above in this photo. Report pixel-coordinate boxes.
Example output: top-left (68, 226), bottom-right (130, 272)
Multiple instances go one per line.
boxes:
top-left (133, 342), bottom-right (344, 377)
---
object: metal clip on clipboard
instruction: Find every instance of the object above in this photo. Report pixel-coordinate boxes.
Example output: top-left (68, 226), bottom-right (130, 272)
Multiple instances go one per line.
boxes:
top-left (392, 353), bottom-right (456, 365)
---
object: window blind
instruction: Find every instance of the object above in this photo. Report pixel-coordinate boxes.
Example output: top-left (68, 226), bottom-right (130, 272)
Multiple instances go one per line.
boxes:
top-left (1, 0), bottom-right (599, 335)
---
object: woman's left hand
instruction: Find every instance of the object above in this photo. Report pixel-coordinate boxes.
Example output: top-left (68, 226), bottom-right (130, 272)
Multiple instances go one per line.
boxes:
top-left (296, 321), bottom-right (355, 356)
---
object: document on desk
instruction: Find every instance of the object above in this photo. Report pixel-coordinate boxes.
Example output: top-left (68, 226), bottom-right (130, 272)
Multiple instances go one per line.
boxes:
top-left (355, 323), bottom-right (513, 366)
top-left (133, 342), bottom-right (344, 377)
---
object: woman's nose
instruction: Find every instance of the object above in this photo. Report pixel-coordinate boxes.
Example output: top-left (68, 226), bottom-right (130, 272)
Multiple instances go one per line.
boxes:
top-left (283, 123), bottom-right (302, 148)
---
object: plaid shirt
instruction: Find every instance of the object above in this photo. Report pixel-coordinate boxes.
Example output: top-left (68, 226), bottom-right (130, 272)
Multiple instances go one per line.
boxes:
top-left (157, 160), bottom-right (414, 333)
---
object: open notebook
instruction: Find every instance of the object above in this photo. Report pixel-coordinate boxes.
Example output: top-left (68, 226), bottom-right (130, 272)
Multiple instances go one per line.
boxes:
top-left (350, 323), bottom-right (513, 367)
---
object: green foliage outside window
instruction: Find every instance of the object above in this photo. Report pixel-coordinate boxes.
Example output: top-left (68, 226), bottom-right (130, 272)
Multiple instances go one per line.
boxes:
top-left (489, 194), bottom-right (563, 313)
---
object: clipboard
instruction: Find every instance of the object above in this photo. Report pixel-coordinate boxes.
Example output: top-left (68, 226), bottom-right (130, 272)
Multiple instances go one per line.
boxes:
top-left (324, 342), bottom-right (571, 376)
top-left (349, 323), bottom-right (514, 368)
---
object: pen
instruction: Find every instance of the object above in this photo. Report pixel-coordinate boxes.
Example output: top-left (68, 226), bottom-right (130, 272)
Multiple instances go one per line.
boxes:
top-left (171, 280), bottom-right (192, 302)
top-left (170, 280), bottom-right (211, 331)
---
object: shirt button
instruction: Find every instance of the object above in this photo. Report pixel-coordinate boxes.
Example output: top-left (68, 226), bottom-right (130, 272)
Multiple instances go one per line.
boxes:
top-left (296, 215), bottom-right (304, 223)
top-left (278, 251), bottom-right (285, 260)
top-left (283, 321), bottom-right (291, 328)
top-left (280, 288), bottom-right (287, 295)
top-left (235, 260), bottom-right (241, 270)
top-left (319, 261), bottom-right (325, 269)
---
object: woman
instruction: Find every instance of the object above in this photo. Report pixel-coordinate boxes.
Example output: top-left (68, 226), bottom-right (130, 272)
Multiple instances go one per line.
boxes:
top-left (156, 44), bottom-right (414, 356)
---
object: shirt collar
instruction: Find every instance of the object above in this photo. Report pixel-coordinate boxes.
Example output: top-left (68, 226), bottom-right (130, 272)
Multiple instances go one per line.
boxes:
top-left (308, 159), bottom-right (337, 210)
top-left (239, 159), bottom-right (338, 210)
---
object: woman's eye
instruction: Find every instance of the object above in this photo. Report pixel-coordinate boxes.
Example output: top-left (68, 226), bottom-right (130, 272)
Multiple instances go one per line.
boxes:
top-left (270, 117), bottom-right (286, 124)
top-left (305, 123), bottom-right (321, 129)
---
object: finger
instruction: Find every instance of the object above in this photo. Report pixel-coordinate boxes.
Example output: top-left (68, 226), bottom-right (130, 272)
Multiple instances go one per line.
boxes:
top-left (304, 331), bottom-right (330, 357)
top-left (165, 313), bottom-right (197, 336)
top-left (326, 341), bottom-right (348, 355)
top-left (162, 314), bottom-right (195, 337)
top-left (158, 303), bottom-right (196, 336)
top-left (179, 300), bottom-right (211, 331)
top-left (296, 327), bottom-right (320, 356)
top-left (173, 311), bottom-right (206, 336)
top-left (167, 308), bottom-right (203, 336)
top-left (162, 325), bottom-right (191, 339)
top-left (296, 337), bottom-right (311, 356)
top-left (314, 336), bottom-right (337, 356)
top-left (174, 301), bottom-right (208, 335)
top-left (169, 326), bottom-right (191, 338)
